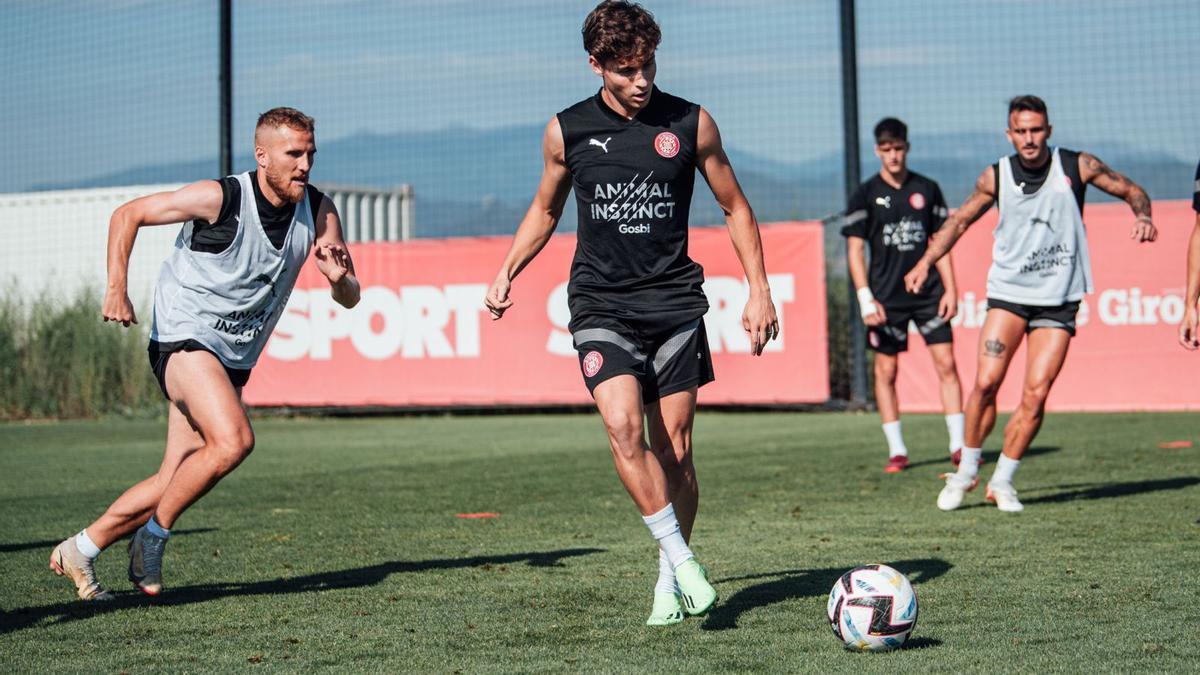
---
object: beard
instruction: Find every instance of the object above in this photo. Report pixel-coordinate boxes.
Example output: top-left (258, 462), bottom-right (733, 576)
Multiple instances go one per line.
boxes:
top-left (264, 165), bottom-right (305, 203)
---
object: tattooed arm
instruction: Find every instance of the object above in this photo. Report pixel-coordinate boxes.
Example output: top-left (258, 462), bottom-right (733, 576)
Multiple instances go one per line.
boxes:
top-left (1079, 152), bottom-right (1157, 243)
top-left (1180, 212), bottom-right (1200, 349)
top-left (904, 165), bottom-right (996, 294)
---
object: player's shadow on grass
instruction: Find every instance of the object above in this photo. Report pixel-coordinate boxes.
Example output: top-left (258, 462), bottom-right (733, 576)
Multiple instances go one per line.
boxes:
top-left (959, 476), bottom-right (1199, 509)
top-left (0, 528), bottom-right (218, 554)
top-left (904, 446), bottom-right (1060, 470)
top-left (0, 547), bottom-right (603, 635)
top-left (901, 637), bottom-right (943, 650)
top-left (701, 558), bottom-right (951, 632)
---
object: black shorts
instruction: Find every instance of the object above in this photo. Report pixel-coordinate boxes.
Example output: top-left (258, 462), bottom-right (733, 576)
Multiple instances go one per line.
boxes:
top-left (867, 302), bottom-right (953, 355)
top-left (572, 316), bottom-right (715, 404)
top-left (148, 339), bottom-right (252, 401)
top-left (986, 298), bottom-right (1080, 337)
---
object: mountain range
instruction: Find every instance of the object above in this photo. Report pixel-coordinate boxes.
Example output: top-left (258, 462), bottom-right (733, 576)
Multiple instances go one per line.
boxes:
top-left (31, 125), bottom-right (1194, 240)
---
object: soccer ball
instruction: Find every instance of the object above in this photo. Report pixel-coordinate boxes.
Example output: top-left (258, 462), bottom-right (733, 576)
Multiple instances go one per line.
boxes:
top-left (826, 564), bottom-right (918, 652)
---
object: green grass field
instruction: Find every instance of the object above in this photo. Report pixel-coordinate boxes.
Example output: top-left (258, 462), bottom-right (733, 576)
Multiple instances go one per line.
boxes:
top-left (1, 411), bottom-right (1197, 672)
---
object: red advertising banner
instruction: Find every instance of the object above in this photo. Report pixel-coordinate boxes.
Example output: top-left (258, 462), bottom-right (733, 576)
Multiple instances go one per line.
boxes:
top-left (894, 200), bottom-right (1198, 412)
top-left (243, 222), bottom-right (829, 407)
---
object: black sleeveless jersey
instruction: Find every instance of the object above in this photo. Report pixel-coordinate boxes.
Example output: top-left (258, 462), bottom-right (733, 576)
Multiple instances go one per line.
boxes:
top-left (993, 148), bottom-right (1086, 214)
top-left (557, 87), bottom-right (709, 331)
top-left (841, 171), bottom-right (948, 309)
top-left (190, 172), bottom-right (324, 254)
top-left (1192, 159), bottom-right (1199, 213)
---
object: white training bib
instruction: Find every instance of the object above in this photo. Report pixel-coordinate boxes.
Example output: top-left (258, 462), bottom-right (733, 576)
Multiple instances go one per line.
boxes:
top-left (150, 172), bottom-right (315, 368)
top-left (988, 148), bottom-right (1093, 305)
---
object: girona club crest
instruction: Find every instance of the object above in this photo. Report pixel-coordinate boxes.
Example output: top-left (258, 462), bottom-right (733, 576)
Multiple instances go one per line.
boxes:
top-left (582, 350), bottom-right (604, 378)
top-left (908, 192), bottom-right (926, 210)
top-left (654, 132), bottom-right (680, 158)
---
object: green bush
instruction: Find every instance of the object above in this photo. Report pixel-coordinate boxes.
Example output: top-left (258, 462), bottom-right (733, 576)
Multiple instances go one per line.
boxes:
top-left (825, 273), bottom-right (852, 401)
top-left (0, 289), bottom-right (162, 419)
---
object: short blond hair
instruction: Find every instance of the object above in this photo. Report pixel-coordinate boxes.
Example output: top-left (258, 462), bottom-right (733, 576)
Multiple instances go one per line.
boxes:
top-left (256, 107), bottom-right (315, 135)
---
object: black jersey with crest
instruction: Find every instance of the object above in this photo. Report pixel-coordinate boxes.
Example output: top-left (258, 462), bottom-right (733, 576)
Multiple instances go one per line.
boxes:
top-left (557, 86), bottom-right (708, 331)
top-left (1192, 159), bottom-right (1199, 213)
top-left (841, 171), bottom-right (949, 309)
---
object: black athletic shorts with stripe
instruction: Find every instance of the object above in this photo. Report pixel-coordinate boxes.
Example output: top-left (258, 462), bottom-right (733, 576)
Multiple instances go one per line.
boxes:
top-left (986, 298), bottom-right (1081, 337)
top-left (571, 316), bottom-right (715, 404)
top-left (148, 339), bottom-right (252, 401)
top-left (867, 300), bottom-right (953, 355)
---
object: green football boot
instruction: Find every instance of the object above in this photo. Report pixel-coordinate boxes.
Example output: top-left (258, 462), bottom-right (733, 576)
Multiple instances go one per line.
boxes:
top-left (646, 591), bottom-right (685, 626)
top-left (674, 559), bottom-right (717, 616)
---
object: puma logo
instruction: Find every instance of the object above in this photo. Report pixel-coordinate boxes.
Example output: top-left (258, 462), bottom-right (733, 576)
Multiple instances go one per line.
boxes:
top-left (589, 137), bottom-right (612, 153)
top-left (875, 196), bottom-right (891, 209)
top-left (255, 267), bottom-right (285, 298)
top-left (1030, 216), bottom-right (1054, 231)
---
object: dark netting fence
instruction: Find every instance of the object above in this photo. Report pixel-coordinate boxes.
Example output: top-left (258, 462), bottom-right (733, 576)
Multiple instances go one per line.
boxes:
top-left (0, 2), bottom-right (218, 191)
top-left (3, 1), bottom-right (1197, 401)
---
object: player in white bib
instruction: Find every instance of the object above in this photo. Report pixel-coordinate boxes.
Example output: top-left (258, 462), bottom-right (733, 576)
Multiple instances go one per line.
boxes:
top-left (1177, 159), bottom-right (1200, 349)
top-left (904, 96), bottom-right (1156, 513)
top-left (50, 108), bottom-right (360, 601)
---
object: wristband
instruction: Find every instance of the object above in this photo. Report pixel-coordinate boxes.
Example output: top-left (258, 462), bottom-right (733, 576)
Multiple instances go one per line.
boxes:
top-left (856, 287), bottom-right (878, 319)
top-left (1135, 215), bottom-right (1153, 224)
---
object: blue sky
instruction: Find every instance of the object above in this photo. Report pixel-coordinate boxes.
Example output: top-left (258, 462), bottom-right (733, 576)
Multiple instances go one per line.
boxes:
top-left (1, 0), bottom-right (1197, 192)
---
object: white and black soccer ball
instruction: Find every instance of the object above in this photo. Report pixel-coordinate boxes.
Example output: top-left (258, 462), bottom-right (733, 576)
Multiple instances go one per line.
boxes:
top-left (826, 564), bottom-right (918, 652)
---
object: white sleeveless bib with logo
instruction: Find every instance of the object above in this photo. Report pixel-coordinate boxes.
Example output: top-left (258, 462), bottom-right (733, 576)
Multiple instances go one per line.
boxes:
top-left (150, 172), bottom-right (315, 368)
top-left (989, 148), bottom-right (1093, 305)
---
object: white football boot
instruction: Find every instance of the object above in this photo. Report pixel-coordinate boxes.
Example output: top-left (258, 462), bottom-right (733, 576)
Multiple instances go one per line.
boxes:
top-left (50, 537), bottom-right (113, 601)
top-left (986, 482), bottom-right (1025, 513)
top-left (937, 472), bottom-right (980, 511)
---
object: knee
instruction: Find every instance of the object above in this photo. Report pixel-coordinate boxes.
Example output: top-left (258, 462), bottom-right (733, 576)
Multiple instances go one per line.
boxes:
top-left (934, 356), bottom-right (958, 381)
top-left (605, 413), bottom-right (644, 460)
top-left (1019, 383), bottom-right (1051, 417)
top-left (973, 376), bottom-right (1001, 402)
top-left (208, 427), bottom-right (255, 474)
top-left (873, 357), bottom-right (898, 385)
top-left (654, 437), bottom-right (693, 473)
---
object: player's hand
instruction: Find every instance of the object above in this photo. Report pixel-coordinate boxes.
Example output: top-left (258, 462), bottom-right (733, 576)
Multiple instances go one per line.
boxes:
top-left (314, 243), bottom-right (351, 284)
top-left (904, 262), bottom-right (930, 295)
top-left (938, 292), bottom-right (958, 321)
top-left (742, 290), bottom-right (779, 356)
top-left (1131, 217), bottom-right (1157, 243)
top-left (863, 304), bottom-right (886, 327)
top-left (1179, 305), bottom-right (1200, 350)
top-left (485, 274), bottom-right (513, 320)
top-left (102, 288), bottom-right (138, 327)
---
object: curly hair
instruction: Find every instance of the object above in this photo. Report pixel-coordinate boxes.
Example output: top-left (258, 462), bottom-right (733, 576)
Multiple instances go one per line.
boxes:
top-left (582, 1), bottom-right (661, 65)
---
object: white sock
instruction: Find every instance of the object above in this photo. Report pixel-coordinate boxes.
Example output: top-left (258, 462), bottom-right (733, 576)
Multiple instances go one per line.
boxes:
top-left (945, 413), bottom-right (965, 451)
top-left (146, 516), bottom-right (171, 539)
top-left (75, 529), bottom-right (101, 559)
top-left (655, 549), bottom-right (678, 595)
top-left (957, 447), bottom-right (982, 479)
top-left (642, 504), bottom-right (693, 569)
top-left (991, 455), bottom-right (1020, 486)
top-left (882, 420), bottom-right (907, 457)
